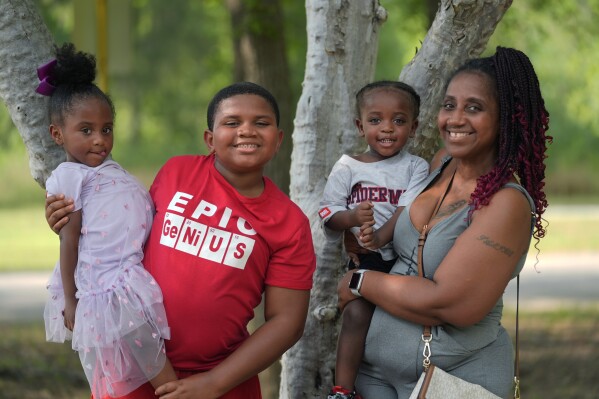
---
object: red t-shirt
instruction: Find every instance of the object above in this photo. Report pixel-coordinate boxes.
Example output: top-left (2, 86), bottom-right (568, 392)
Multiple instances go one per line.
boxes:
top-left (143, 154), bottom-right (315, 371)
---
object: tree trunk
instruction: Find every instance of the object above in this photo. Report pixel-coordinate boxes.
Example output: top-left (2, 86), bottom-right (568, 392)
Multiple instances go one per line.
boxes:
top-left (402, 0), bottom-right (513, 160)
top-left (280, 1), bottom-right (387, 398)
top-left (282, 1), bottom-right (512, 397)
top-left (225, 0), bottom-right (294, 194)
top-left (0, 0), bottom-right (62, 188)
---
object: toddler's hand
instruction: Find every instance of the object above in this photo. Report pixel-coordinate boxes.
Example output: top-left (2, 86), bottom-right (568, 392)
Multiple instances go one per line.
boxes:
top-left (360, 224), bottom-right (383, 250)
top-left (351, 201), bottom-right (375, 227)
top-left (359, 224), bottom-right (377, 249)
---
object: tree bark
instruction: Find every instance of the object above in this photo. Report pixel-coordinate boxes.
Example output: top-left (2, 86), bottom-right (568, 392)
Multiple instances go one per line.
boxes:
top-left (0, 0), bottom-right (62, 188)
top-left (225, 0), bottom-right (294, 194)
top-left (280, 1), bottom-right (387, 398)
top-left (401, 0), bottom-right (513, 161)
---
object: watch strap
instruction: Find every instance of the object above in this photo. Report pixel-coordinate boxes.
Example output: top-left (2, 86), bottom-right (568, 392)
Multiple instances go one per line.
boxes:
top-left (349, 269), bottom-right (368, 296)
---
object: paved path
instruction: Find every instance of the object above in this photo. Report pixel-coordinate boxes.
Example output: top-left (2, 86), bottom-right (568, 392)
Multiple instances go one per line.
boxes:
top-left (0, 271), bottom-right (48, 322)
top-left (503, 251), bottom-right (599, 309)
top-left (0, 252), bottom-right (597, 323)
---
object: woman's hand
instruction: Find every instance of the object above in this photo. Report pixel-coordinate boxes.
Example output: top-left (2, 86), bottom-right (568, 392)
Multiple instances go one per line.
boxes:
top-left (337, 269), bottom-right (359, 312)
top-left (45, 194), bottom-right (74, 233)
top-left (343, 230), bottom-right (369, 266)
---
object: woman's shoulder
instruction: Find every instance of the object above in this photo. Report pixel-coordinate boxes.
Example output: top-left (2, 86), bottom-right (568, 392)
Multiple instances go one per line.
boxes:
top-left (498, 183), bottom-right (536, 221)
top-left (476, 184), bottom-right (534, 230)
top-left (429, 148), bottom-right (450, 171)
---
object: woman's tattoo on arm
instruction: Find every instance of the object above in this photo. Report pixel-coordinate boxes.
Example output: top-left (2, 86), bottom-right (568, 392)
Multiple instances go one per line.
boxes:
top-left (477, 234), bottom-right (514, 257)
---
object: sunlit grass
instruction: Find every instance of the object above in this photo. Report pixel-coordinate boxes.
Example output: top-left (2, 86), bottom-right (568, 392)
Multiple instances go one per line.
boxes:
top-left (0, 205), bottom-right (597, 272)
top-left (533, 206), bottom-right (599, 254)
top-left (0, 207), bottom-right (57, 271)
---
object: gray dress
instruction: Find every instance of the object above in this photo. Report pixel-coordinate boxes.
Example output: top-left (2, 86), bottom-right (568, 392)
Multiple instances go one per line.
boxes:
top-left (355, 162), bottom-right (535, 399)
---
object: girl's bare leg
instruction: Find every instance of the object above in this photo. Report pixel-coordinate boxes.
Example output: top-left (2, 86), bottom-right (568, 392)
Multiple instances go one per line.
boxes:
top-left (149, 358), bottom-right (177, 389)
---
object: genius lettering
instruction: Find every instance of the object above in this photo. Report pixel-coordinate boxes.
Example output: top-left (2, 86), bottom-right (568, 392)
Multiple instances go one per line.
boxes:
top-left (159, 193), bottom-right (256, 269)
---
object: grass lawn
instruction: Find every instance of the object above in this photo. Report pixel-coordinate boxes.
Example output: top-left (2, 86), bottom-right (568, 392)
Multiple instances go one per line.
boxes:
top-left (0, 207), bottom-right (57, 271)
top-left (1, 202), bottom-right (597, 272)
top-left (0, 321), bottom-right (89, 399)
top-left (503, 306), bottom-right (599, 399)
top-left (1, 308), bottom-right (597, 399)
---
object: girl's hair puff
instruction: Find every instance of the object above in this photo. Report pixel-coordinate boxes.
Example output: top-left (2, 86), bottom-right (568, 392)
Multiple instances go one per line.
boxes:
top-left (450, 47), bottom-right (552, 240)
top-left (355, 80), bottom-right (421, 120)
top-left (48, 43), bottom-right (115, 125)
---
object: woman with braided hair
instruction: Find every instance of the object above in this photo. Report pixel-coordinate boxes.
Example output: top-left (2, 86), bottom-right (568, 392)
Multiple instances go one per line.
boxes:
top-left (337, 46), bottom-right (551, 398)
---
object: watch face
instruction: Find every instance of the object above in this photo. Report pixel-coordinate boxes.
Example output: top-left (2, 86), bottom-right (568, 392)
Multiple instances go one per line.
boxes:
top-left (349, 271), bottom-right (362, 289)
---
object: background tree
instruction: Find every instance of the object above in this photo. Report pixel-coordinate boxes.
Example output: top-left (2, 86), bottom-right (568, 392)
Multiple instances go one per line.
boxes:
top-left (279, 1), bottom-right (386, 396)
top-left (0, 0), bottom-right (62, 187)
top-left (225, 0), bottom-right (295, 192)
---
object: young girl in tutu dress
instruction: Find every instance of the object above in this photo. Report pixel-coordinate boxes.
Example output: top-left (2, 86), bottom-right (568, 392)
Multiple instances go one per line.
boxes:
top-left (39, 43), bottom-right (177, 398)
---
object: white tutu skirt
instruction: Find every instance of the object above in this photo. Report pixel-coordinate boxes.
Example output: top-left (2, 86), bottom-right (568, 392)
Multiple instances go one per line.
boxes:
top-left (44, 264), bottom-right (170, 398)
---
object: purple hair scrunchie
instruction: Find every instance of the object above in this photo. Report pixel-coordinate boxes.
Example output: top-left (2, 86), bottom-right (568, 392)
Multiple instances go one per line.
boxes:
top-left (35, 59), bottom-right (57, 96)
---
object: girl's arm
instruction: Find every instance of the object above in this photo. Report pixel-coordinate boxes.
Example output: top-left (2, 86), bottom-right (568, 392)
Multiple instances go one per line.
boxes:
top-left (338, 187), bottom-right (532, 327)
top-left (155, 286), bottom-right (310, 399)
top-left (58, 209), bottom-right (82, 331)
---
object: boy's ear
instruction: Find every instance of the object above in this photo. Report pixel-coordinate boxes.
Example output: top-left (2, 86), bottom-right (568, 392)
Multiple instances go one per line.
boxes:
top-left (49, 124), bottom-right (64, 145)
top-left (204, 129), bottom-right (215, 154)
top-left (275, 129), bottom-right (284, 153)
top-left (355, 119), bottom-right (365, 137)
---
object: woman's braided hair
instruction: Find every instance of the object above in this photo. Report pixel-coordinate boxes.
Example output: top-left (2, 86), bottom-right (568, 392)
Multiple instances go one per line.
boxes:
top-left (451, 47), bottom-right (552, 240)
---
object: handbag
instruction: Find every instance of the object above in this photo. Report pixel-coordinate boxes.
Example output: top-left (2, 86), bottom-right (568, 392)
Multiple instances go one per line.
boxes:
top-left (409, 364), bottom-right (501, 399)
top-left (408, 167), bottom-right (520, 399)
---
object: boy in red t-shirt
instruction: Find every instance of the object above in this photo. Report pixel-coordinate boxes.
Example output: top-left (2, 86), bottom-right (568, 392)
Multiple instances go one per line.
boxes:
top-left (46, 82), bottom-right (316, 399)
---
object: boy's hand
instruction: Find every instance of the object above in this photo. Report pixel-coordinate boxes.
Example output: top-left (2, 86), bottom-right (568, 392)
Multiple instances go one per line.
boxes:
top-left (350, 201), bottom-right (375, 227)
top-left (45, 194), bottom-right (74, 234)
top-left (155, 372), bottom-right (219, 399)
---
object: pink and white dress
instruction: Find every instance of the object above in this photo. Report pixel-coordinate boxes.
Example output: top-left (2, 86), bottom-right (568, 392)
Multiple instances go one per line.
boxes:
top-left (44, 159), bottom-right (170, 399)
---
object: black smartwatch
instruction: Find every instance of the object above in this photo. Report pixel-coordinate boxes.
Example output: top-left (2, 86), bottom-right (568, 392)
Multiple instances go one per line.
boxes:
top-left (349, 269), bottom-right (368, 297)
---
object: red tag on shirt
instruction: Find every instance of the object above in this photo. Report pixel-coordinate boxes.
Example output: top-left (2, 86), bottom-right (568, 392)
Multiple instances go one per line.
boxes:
top-left (318, 207), bottom-right (331, 219)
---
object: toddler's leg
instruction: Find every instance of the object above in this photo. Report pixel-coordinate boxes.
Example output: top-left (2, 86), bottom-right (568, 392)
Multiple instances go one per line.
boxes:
top-left (334, 298), bottom-right (375, 391)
